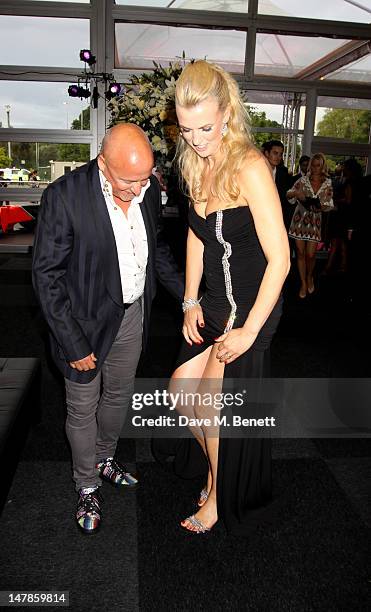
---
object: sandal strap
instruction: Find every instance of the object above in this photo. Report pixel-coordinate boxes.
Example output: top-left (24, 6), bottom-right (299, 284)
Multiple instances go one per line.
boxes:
top-left (199, 488), bottom-right (209, 502)
top-left (186, 515), bottom-right (210, 533)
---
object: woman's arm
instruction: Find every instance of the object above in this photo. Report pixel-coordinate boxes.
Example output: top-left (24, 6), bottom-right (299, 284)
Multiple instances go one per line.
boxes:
top-left (287, 178), bottom-right (305, 203)
top-left (215, 153), bottom-right (290, 363)
top-left (241, 154), bottom-right (291, 336)
top-left (184, 226), bottom-right (204, 300)
top-left (182, 226), bottom-right (205, 344)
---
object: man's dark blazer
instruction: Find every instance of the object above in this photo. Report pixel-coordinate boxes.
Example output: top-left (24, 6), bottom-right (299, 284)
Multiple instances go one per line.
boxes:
top-left (32, 159), bottom-right (183, 383)
top-left (274, 164), bottom-right (292, 230)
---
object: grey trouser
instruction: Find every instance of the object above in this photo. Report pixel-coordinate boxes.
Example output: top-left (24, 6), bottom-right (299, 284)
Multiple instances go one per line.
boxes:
top-left (65, 300), bottom-right (142, 491)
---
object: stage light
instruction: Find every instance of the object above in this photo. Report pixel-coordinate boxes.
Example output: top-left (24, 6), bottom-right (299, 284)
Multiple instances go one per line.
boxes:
top-left (79, 49), bottom-right (96, 66)
top-left (68, 85), bottom-right (91, 99)
top-left (68, 85), bottom-right (79, 97)
top-left (105, 82), bottom-right (122, 100)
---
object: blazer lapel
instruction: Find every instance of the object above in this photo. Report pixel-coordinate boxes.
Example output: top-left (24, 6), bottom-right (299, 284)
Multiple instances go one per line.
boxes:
top-left (87, 159), bottom-right (123, 307)
top-left (140, 177), bottom-right (158, 263)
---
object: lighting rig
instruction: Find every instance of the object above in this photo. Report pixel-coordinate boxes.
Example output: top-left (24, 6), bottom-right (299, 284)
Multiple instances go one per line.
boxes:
top-left (67, 49), bottom-right (122, 108)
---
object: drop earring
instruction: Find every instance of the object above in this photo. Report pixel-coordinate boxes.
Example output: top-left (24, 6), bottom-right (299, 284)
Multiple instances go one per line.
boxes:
top-left (221, 123), bottom-right (228, 137)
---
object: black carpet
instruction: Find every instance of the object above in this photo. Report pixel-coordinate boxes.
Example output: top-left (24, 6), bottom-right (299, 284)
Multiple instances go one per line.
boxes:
top-left (137, 458), bottom-right (370, 611)
top-left (0, 253), bottom-right (370, 611)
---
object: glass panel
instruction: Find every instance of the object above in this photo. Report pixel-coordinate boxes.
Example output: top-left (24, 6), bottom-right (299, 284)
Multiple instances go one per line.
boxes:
top-left (258, 0), bottom-right (371, 23)
top-left (315, 97), bottom-right (371, 144)
top-left (0, 142), bottom-right (90, 183)
top-left (251, 130), bottom-right (303, 173)
top-left (0, 16), bottom-right (89, 67)
top-left (245, 89), bottom-right (306, 128)
top-left (115, 0), bottom-right (249, 11)
top-left (115, 23), bottom-right (246, 72)
top-left (0, 82), bottom-right (90, 130)
top-left (255, 33), bottom-right (351, 78)
top-left (321, 154), bottom-right (368, 174)
top-left (324, 53), bottom-right (371, 83)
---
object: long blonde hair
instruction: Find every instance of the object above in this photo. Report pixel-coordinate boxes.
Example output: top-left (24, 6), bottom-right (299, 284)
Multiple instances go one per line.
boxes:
top-left (175, 60), bottom-right (255, 204)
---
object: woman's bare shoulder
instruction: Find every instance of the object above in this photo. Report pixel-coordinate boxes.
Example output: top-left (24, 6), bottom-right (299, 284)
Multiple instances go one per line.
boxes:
top-left (239, 147), bottom-right (272, 179)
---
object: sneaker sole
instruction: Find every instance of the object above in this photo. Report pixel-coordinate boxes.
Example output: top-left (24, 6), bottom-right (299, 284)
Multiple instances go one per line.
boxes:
top-left (99, 475), bottom-right (139, 489)
top-left (76, 522), bottom-right (101, 535)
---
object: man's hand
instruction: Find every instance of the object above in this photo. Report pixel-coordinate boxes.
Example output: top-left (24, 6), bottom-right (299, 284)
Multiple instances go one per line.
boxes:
top-left (69, 353), bottom-right (97, 371)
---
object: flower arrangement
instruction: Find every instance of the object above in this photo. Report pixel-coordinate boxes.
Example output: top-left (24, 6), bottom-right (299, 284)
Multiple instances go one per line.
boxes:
top-left (108, 60), bottom-right (183, 183)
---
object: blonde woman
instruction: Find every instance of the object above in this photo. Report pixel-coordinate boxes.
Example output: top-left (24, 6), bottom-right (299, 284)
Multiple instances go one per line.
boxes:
top-left (287, 153), bottom-right (334, 298)
top-left (154, 60), bottom-right (290, 535)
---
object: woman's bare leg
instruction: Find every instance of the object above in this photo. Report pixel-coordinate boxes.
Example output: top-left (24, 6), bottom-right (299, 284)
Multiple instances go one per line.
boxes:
top-left (169, 346), bottom-right (213, 454)
top-left (181, 344), bottom-right (225, 531)
top-left (170, 347), bottom-right (215, 499)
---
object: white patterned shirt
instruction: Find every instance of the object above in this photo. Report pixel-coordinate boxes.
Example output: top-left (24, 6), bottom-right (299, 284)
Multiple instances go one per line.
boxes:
top-left (99, 170), bottom-right (149, 303)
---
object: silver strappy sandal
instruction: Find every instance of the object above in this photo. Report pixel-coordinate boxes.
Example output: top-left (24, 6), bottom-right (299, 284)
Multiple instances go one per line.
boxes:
top-left (181, 514), bottom-right (211, 534)
top-left (198, 488), bottom-right (209, 507)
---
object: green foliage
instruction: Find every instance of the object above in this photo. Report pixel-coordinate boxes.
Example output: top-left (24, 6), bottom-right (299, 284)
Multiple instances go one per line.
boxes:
top-left (71, 107), bottom-right (90, 131)
top-left (317, 108), bottom-right (371, 144)
top-left (58, 106), bottom-right (90, 162)
top-left (248, 107), bottom-right (283, 148)
top-left (56, 143), bottom-right (90, 163)
top-left (0, 146), bottom-right (12, 167)
top-left (316, 108), bottom-right (370, 173)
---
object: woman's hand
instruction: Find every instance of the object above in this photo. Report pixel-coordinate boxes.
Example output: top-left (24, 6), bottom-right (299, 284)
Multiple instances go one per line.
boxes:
top-left (295, 184), bottom-right (306, 202)
top-left (214, 328), bottom-right (258, 364)
top-left (182, 305), bottom-right (205, 345)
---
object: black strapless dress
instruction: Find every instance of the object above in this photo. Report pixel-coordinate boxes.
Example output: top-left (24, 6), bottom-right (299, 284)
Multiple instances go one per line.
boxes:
top-left (153, 205), bottom-right (283, 536)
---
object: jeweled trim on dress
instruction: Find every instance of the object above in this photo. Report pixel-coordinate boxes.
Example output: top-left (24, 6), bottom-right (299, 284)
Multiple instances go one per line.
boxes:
top-left (215, 210), bottom-right (237, 333)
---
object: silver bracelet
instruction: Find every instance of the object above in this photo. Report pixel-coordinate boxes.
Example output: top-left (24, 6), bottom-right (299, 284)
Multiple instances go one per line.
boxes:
top-left (182, 297), bottom-right (201, 313)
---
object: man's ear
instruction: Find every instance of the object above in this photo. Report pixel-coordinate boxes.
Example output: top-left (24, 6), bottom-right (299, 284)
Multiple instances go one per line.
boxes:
top-left (97, 154), bottom-right (105, 172)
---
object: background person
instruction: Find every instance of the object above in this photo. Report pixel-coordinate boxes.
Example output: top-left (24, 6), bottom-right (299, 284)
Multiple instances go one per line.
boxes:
top-left (262, 139), bottom-right (292, 230)
top-left (0, 169), bottom-right (10, 205)
top-left (287, 153), bottom-right (334, 298)
top-left (291, 155), bottom-right (310, 184)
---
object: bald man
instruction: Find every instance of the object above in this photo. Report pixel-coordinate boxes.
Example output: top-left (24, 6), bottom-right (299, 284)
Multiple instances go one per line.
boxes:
top-left (32, 124), bottom-right (183, 534)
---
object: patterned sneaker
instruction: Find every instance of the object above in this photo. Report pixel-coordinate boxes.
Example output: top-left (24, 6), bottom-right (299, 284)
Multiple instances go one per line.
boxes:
top-left (76, 487), bottom-right (103, 534)
top-left (96, 457), bottom-right (138, 488)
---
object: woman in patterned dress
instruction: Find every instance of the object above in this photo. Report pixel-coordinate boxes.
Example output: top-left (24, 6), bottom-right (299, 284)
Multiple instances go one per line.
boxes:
top-left (287, 153), bottom-right (334, 298)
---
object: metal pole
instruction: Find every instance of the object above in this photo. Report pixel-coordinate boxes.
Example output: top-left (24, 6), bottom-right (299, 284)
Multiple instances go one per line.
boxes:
top-left (302, 89), bottom-right (317, 157)
top-left (63, 102), bottom-right (69, 129)
top-left (5, 104), bottom-right (11, 160)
